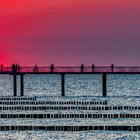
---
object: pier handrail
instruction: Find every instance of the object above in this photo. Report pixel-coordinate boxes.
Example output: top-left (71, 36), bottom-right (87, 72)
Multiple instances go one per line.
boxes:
top-left (1, 66), bottom-right (140, 73)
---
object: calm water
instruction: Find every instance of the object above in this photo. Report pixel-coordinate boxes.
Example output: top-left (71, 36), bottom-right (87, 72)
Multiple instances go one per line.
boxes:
top-left (0, 74), bottom-right (140, 139)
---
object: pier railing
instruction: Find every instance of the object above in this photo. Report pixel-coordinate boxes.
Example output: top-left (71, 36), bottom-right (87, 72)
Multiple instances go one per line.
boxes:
top-left (1, 66), bottom-right (140, 73)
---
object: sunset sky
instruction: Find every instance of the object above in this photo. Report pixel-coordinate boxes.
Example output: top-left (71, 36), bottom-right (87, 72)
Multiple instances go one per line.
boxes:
top-left (0, 0), bottom-right (139, 66)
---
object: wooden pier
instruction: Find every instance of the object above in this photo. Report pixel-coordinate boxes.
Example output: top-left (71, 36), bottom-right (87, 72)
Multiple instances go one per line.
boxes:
top-left (1, 66), bottom-right (140, 97)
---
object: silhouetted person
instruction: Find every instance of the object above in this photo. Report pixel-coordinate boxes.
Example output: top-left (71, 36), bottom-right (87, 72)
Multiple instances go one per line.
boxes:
top-left (12, 63), bottom-right (20, 73)
top-left (1, 64), bottom-right (3, 72)
top-left (92, 64), bottom-right (95, 72)
top-left (50, 64), bottom-right (54, 72)
top-left (12, 64), bottom-right (16, 73)
top-left (81, 64), bottom-right (84, 72)
top-left (111, 64), bottom-right (114, 71)
top-left (33, 65), bottom-right (39, 72)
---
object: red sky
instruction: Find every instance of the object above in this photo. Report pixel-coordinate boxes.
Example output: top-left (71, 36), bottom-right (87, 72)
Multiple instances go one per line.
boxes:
top-left (0, 0), bottom-right (139, 66)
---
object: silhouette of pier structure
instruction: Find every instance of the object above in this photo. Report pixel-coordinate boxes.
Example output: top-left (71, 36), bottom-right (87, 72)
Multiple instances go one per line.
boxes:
top-left (1, 65), bottom-right (140, 97)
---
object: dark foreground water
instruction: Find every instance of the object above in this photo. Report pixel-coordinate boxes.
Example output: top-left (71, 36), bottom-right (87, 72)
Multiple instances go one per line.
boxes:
top-left (0, 74), bottom-right (140, 139)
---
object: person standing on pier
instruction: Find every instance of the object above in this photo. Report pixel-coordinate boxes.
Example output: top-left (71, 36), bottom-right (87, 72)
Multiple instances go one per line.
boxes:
top-left (92, 64), bottom-right (95, 72)
top-left (50, 64), bottom-right (54, 72)
top-left (111, 64), bottom-right (114, 72)
top-left (81, 64), bottom-right (84, 72)
top-left (12, 64), bottom-right (20, 73)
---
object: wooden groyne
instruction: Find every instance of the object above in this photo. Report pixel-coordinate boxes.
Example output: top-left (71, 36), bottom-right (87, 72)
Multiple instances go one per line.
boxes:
top-left (0, 126), bottom-right (140, 131)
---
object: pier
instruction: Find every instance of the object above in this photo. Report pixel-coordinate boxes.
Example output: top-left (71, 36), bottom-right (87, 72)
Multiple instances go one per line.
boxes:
top-left (1, 66), bottom-right (140, 97)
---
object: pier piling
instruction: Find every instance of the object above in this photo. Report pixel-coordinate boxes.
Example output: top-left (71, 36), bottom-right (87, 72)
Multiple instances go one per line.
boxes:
top-left (61, 74), bottom-right (65, 96)
top-left (20, 75), bottom-right (24, 96)
top-left (102, 74), bottom-right (107, 97)
top-left (13, 75), bottom-right (17, 96)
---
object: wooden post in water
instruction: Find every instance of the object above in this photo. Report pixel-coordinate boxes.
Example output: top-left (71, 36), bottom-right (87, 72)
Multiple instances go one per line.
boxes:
top-left (102, 73), bottom-right (107, 97)
top-left (61, 74), bottom-right (65, 96)
top-left (13, 74), bottom-right (17, 96)
top-left (20, 74), bottom-right (24, 96)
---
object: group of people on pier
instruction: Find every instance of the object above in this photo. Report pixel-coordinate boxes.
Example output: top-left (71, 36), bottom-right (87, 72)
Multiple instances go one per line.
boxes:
top-left (0, 63), bottom-right (115, 73)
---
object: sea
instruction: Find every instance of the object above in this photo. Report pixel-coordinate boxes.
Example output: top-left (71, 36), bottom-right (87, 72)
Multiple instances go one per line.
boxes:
top-left (0, 74), bottom-right (140, 140)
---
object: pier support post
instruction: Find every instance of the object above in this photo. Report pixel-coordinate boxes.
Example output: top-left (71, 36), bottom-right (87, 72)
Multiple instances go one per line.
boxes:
top-left (102, 74), bottom-right (107, 97)
top-left (13, 74), bottom-right (17, 96)
top-left (20, 74), bottom-right (24, 96)
top-left (61, 74), bottom-right (65, 96)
